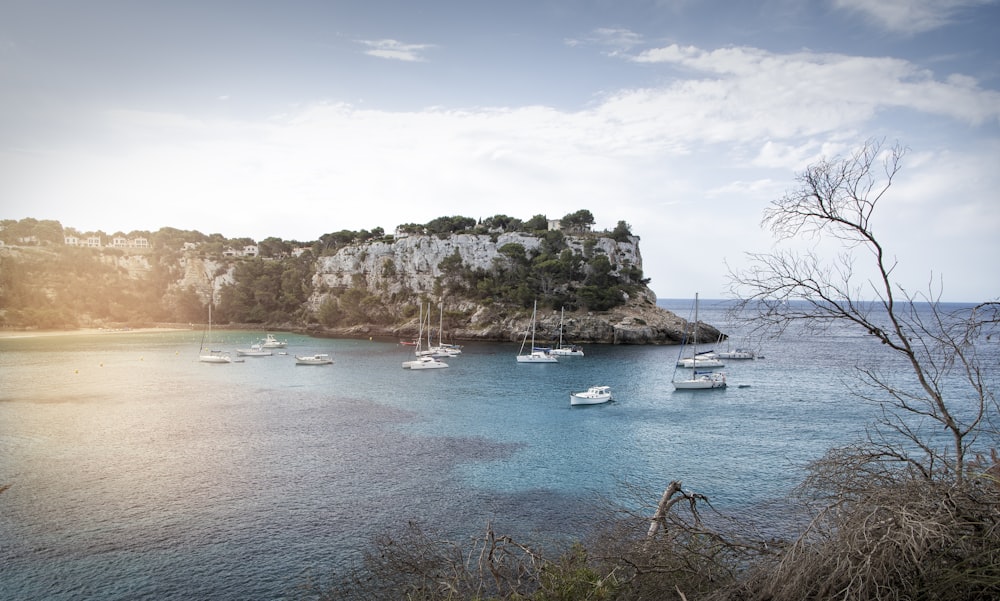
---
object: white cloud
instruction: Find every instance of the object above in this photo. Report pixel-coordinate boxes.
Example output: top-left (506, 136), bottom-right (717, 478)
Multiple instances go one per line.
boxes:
top-left (831, 0), bottom-right (999, 34)
top-left (358, 38), bottom-right (434, 62)
top-left (627, 44), bottom-right (1000, 127)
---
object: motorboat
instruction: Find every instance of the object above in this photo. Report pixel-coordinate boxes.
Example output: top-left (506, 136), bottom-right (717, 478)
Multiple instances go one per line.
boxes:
top-left (236, 343), bottom-right (272, 357)
top-left (570, 385), bottom-right (613, 406)
top-left (295, 354), bottom-right (333, 365)
top-left (261, 334), bottom-right (288, 348)
top-left (673, 371), bottom-right (727, 390)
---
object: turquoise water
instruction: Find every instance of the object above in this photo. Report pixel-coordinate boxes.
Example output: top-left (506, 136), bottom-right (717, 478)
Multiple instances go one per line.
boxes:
top-left (1, 299), bottom-right (987, 600)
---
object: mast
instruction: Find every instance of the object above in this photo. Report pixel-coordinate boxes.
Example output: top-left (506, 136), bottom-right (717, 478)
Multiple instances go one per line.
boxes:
top-left (558, 306), bottom-right (564, 349)
top-left (531, 300), bottom-right (537, 350)
top-left (693, 292), bottom-right (699, 350)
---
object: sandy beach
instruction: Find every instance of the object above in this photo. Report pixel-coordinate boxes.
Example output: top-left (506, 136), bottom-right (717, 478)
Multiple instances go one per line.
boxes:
top-left (0, 327), bottom-right (192, 340)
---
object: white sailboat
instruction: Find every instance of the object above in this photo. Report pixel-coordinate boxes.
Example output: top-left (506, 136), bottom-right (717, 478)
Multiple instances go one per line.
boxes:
top-left (198, 303), bottom-right (232, 364)
top-left (675, 292), bottom-right (725, 368)
top-left (673, 293), bottom-right (725, 390)
top-left (517, 300), bottom-right (558, 363)
top-left (418, 303), bottom-right (462, 358)
top-left (550, 307), bottom-right (584, 356)
top-left (403, 303), bottom-right (449, 369)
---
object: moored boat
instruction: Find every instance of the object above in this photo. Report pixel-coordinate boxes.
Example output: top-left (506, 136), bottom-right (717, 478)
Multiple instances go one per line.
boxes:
top-left (517, 301), bottom-right (558, 364)
top-left (402, 355), bottom-right (449, 369)
top-left (236, 343), bottom-right (272, 357)
top-left (672, 293), bottom-right (727, 390)
top-left (570, 385), bottom-right (613, 405)
top-left (295, 354), bottom-right (333, 365)
top-left (673, 370), bottom-right (727, 390)
top-left (261, 334), bottom-right (288, 348)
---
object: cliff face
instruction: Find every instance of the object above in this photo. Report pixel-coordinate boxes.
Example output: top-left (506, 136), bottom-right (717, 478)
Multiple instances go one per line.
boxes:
top-left (303, 232), bottom-right (720, 345)
top-left (310, 232), bottom-right (643, 299)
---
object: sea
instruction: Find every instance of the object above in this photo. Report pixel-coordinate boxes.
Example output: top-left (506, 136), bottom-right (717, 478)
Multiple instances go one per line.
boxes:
top-left (1, 299), bottom-right (993, 600)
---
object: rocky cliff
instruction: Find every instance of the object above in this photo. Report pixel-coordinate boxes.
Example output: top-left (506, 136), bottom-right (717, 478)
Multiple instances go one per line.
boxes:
top-left (300, 232), bottom-right (720, 345)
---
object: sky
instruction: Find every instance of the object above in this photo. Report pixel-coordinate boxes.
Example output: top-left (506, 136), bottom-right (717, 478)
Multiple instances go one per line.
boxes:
top-left (2, 0), bottom-right (999, 302)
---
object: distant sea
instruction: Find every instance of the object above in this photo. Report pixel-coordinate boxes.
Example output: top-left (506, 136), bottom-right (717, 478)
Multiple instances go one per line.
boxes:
top-left (1, 299), bottom-right (992, 600)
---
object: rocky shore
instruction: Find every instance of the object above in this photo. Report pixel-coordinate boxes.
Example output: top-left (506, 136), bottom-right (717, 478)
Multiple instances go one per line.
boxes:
top-left (305, 297), bottom-right (723, 345)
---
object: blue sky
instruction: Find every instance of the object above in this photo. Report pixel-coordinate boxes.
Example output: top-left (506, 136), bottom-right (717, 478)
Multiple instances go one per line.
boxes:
top-left (2, 0), bottom-right (999, 301)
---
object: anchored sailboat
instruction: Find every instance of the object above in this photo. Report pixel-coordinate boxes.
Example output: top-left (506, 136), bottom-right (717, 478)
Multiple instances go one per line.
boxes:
top-left (672, 293), bottom-right (725, 390)
top-left (516, 300), bottom-right (557, 363)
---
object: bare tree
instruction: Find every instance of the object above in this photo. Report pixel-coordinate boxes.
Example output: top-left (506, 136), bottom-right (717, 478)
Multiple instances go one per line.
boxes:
top-left (728, 138), bottom-right (998, 486)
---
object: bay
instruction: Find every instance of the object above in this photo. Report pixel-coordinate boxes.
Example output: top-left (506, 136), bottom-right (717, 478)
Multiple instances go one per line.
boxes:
top-left (0, 299), bottom-right (985, 600)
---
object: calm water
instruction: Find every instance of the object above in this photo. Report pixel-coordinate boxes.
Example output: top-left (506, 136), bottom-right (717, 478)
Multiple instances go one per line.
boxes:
top-left (1, 299), bottom-right (989, 600)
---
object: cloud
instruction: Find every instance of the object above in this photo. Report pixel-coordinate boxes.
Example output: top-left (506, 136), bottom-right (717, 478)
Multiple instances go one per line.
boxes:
top-left (358, 38), bottom-right (434, 62)
top-left (831, 0), bottom-right (999, 34)
top-left (566, 27), bottom-right (644, 54)
top-left (626, 44), bottom-right (1000, 127)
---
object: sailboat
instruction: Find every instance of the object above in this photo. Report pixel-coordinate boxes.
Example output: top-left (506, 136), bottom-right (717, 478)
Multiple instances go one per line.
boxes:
top-left (673, 293), bottom-right (725, 389)
top-left (403, 303), bottom-right (449, 369)
top-left (550, 306), bottom-right (584, 356)
top-left (418, 303), bottom-right (462, 358)
top-left (516, 300), bottom-right (558, 363)
top-left (198, 303), bottom-right (232, 364)
top-left (675, 292), bottom-right (725, 368)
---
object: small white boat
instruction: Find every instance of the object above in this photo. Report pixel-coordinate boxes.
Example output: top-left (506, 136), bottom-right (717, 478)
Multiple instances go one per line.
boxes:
top-left (261, 334), bottom-right (288, 348)
top-left (517, 301), bottom-right (558, 364)
top-left (715, 348), bottom-right (757, 360)
top-left (236, 343), bottom-right (272, 357)
top-left (673, 371), bottom-right (727, 390)
top-left (402, 355), bottom-right (449, 369)
top-left (295, 354), bottom-right (333, 365)
top-left (570, 385), bottom-right (613, 406)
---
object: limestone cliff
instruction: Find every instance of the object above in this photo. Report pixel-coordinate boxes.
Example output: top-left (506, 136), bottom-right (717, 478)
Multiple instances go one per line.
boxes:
top-left (303, 232), bottom-right (721, 345)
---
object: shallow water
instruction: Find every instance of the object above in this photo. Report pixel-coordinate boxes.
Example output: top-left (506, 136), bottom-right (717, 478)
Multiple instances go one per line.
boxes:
top-left (1, 299), bottom-right (989, 599)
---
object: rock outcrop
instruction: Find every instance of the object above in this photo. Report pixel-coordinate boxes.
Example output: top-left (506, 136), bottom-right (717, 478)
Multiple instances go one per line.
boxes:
top-left (302, 232), bottom-right (721, 345)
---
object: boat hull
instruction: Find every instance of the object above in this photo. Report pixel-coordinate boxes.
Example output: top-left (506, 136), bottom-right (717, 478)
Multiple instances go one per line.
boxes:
top-left (402, 356), bottom-right (449, 369)
top-left (236, 348), bottom-right (272, 357)
top-left (673, 373), bottom-right (727, 390)
top-left (199, 353), bottom-right (232, 364)
top-left (551, 348), bottom-right (584, 357)
top-left (295, 354), bottom-right (333, 365)
top-left (676, 357), bottom-right (725, 368)
top-left (516, 353), bottom-right (558, 363)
